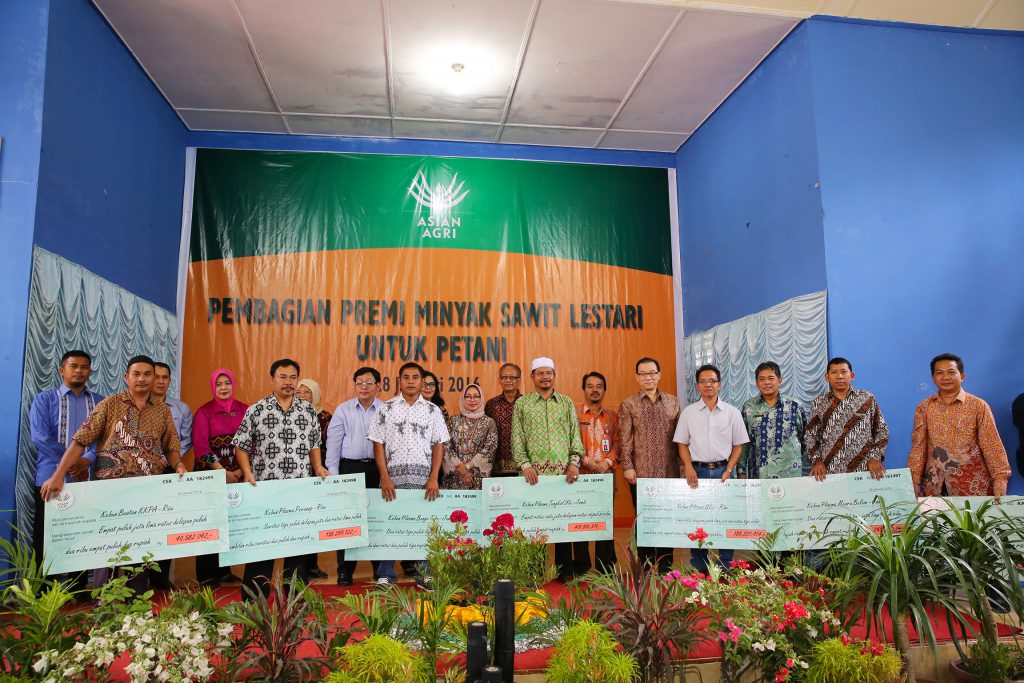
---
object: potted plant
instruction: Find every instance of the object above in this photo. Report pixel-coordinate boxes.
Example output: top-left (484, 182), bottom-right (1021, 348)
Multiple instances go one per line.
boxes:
top-left (545, 620), bottom-right (638, 683)
top-left (803, 634), bottom-right (902, 683)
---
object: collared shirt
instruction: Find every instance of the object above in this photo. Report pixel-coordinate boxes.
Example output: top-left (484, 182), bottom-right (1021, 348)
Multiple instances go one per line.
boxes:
top-left (511, 391), bottom-right (583, 475)
top-left (232, 395), bottom-right (321, 481)
top-left (72, 390), bottom-right (181, 480)
top-left (576, 404), bottom-right (620, 473)
top-left (673, 399), bottom-right (749, 463)
top-left (325, 397), bottom-right (384, 474)
top-left (484, 392), bottom-right (521, 474)
top-left (908, 390), bottom-right (1010, 496)
top-left (805, 388), bottom-right (888, 474)
top-left (160, 396), bottom-right (193, 455)
top-left (619, 390), bottom-right (680, 478)
top-left (739, 394), bottom-right (808, 479)
top-left (367, 395), bottom-right (450, 488)
top-left (29, 385), bottom-right (104, 485)
top-left (193, 398), bottom-right (248, 469)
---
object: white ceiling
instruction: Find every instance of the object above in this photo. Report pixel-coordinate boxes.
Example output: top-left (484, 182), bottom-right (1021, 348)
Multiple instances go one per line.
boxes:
top-left (92, 0), bottom-right (1024, 153)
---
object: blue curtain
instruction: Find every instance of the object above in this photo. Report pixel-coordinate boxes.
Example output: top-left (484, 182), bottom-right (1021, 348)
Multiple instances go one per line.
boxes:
top-left (16, 247), bottom-right (178, 544)
top-left (682, 290), bottom-right (828, 409)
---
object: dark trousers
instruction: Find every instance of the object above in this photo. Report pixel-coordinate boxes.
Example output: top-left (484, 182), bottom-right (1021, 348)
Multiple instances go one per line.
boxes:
top-left (243, 555), bottom-right (307, 600)
top-left (196, 553), bottom-right (234, 585)
top-left (336, 459), bottom-right (388, 581)
top-left (629, 483), bottom-right (674, 574)
top-left (570, 540), bottom-right (617, 574)
top-left (554, 542), bottom-right (575, 579)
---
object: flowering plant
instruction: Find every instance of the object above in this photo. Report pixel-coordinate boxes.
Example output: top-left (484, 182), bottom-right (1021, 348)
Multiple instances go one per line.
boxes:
top-left (34, 611), bottom-right (232, 683)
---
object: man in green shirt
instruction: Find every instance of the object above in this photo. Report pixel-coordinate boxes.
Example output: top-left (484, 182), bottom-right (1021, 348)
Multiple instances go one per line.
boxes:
top-left (511, 357), bottom-right (584, 581)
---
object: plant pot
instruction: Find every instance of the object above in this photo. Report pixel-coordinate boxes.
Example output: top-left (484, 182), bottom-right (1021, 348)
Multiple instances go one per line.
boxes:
top-left (949, 657), bottom-right (1024, 682)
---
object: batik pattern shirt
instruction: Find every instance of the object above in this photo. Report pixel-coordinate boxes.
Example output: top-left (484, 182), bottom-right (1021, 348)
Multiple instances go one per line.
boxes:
top-left (484, 393), bottom-right (521, 475)
top-left (576, 405), bottom-right (620, 473)
top-left (232, 395), bottom-right (320, 481)
top-left (739, 394), bottom-right (808, 479)
top-left (805, 389), bottom-right (889, 474)
top-left (72, 391), bottom-right (180, 480)
top-left (367, 395), bottom-right (450, 489)
top-left (908, 390), bottom-right (1010, 496)
top-left (511, 391), bottom-right (583, 475)
top-left (619, 391), bottom-right (680, 478)
top-left (442, 414), bottom-right (498, 490)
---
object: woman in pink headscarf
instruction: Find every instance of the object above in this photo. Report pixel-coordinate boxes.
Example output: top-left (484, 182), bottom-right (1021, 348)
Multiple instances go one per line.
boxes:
top-left (192, 368), bottom-right (249, 587)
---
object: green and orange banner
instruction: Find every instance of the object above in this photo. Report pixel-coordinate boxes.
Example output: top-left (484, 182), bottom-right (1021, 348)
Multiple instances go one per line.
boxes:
top-left (183, 149), bottom-right (677, 518)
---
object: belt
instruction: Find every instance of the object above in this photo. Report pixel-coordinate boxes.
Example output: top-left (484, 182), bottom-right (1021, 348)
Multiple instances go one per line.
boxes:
top-left (691, 459), bottom-right (729, 469)
top-left (342, 458), bottom-right (375, 463)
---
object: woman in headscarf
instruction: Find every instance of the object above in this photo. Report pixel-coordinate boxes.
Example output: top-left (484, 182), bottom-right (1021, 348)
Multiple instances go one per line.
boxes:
top-left (442, 384), bottom-right (497, 490)
top-left (192, 369), bottom-right (249, 587)
top-left (295, 377), bottom-right (332, 580)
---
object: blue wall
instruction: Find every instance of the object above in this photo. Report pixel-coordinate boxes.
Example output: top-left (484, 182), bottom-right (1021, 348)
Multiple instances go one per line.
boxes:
top-left (0, 0), bottom-right (50, 527)
top-left (676, 17), bottom-right (1024, 490)
top-left (675, 25), bottom-right (827, 334)
top-left (33, 0), bottom-right (187, 312)
top-left (807, 18), bottom-right (1024, 488)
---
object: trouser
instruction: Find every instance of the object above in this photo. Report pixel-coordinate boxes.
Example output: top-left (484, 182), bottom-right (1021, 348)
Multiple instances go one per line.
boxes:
top-left (335, 459), bottom-right (393, 581)
top-left (629, 483), bottom-right (674, 574)
top-left (196, 553), bottom-right (233, 585)
top-left (570, 540), bottom-right (617, 574)
top-left (554, 542), bottom-right (575, 578)
top-left (243, 555), bottom-right (307, 600)
top-left (689, 462), bottom-right (733, 574)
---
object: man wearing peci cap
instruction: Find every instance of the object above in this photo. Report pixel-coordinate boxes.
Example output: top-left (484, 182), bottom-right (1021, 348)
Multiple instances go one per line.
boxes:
top-left (511, 357), bottom-right (584, 582)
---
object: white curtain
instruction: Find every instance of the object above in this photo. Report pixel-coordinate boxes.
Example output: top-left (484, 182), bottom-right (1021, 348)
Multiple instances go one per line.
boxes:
top-left (16, 247), bottom-right (178, 543)
top-left (682, 290), bottom-right (828, 409)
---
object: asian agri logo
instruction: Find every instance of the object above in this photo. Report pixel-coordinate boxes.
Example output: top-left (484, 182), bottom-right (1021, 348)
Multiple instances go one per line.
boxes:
top-left (767, 483), bottom-right (785, 501)
top-left (487, 482), bottom-right (505, 500)
top-left (643, 483), bottom-right (658, 499)
top-left (53, 489), bottom-right (75, 510)
top-left (226, 489), bottom-right (244, 508)
top-left (408, 169), bottom-right (469, 239)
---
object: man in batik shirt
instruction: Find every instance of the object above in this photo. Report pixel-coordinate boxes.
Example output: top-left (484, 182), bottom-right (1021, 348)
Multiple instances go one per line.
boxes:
top-left (908, 353), bottom-right (1010, 499)
top-left (484, 363), bottom-right (522, 477)
top-left (740, 361), bottom-right (808, 479)
top-left (805, 357), bottom-right (888, 480)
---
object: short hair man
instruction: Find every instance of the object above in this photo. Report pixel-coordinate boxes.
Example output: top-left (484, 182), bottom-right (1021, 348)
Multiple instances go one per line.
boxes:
top-left (574, 371), bottom-right (619, 574)
top-left (674, 364), bottom-right (749, 574)
top-left (619, 356), bottom-right (680, 573)
top-left (908, 354), bottom-right (1011, 499)
top-left (805, 357), bottom-right (889, 481)
top-left (739, 362), bottom-right (808, 479)
top-left (232, 358), bottom-right (329, 597)
top-left (325, 366), bottom-right (393, 586)
top-left (511, 357), bottom-right (584, 582)
top-left (29, 350), bottom-right (104, 578)
top-left (484, 363), bottom-right (523, 477)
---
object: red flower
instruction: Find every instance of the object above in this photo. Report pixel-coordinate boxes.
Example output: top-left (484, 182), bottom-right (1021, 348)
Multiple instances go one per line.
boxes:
top-left (450, 509), bottom-right (469, 524)
top-left (494, 513), bottom-right (515, 529)
top-left (687, 528), bottom-right (709, 542)
top-left (730, 559), bottom-right (752, 570)
top-left (483, 528), bottom-right (493, 537)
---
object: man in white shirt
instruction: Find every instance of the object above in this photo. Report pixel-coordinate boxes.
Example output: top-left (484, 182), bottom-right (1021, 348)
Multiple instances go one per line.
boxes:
top-left (673, 364), bottom-right (749, 574)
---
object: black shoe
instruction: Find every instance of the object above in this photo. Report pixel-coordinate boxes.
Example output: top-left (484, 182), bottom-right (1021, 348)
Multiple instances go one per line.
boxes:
top-left (220, 573), bottom-right (241, 584)
top-left (308, 568), bottom-right (328, 580)
top-left (337, 575), bottom-right (354, 586)
top-left (199, 577), bottom-right (221, 590)
top-left (556, 572), bottom-right (576, 583)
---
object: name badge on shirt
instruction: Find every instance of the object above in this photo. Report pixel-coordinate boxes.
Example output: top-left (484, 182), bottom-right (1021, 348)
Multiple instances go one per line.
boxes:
top-left (601, 439), bottom-right (610, 452)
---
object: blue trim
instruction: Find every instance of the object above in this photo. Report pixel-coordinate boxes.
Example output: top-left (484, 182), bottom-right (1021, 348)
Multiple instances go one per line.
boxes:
top-left (811, 14), bottom-right (1024, 38)
top-left (186, 131), bottom-right (676, 168)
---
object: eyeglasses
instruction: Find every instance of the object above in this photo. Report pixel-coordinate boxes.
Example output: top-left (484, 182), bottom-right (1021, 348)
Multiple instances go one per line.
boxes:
top-left (499, 375), bottom-right (520, 381)
top-left (423, 382), bottom-right (437, 388)
top-left (697, 379), bottom-right (720, 385)
top-left (636, 371), bottom-right (660, 378)
top-left (354, 381), bottom-right (378, 388)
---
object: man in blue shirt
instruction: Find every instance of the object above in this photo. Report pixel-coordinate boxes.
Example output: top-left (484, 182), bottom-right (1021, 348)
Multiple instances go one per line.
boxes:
top-left (29, 350), bottom-right (104, 569)
top-left (325, 366), bottom-right (390, 586)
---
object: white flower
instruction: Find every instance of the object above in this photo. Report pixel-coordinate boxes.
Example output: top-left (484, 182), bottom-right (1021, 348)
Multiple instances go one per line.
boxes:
top-left (33, 655), bottom-right (48, 672)
top-left (765, 638), bottom-right (776, 651)
top-left (752, 642), bottom-right (765, 652)
top-left (800, 661), bottom-right (809, 669)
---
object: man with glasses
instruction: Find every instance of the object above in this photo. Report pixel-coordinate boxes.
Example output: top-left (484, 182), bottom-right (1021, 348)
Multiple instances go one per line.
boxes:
top-left (325, 366), bottom-right (391, 586)
top-left (674, 364), bottom-right (749, 574)
top-left (619, 357), bottom-right (680, 572)
top-left (805, 357), bottom-right (888, 481)
top-left (739, 362), bottom-right (808, 480)
top-left (485, 363), bottom-right (523, 477)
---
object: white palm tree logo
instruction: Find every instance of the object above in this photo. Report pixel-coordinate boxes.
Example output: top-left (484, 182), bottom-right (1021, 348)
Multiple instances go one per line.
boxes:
top-left (408, 170), bottom-right (470, 225)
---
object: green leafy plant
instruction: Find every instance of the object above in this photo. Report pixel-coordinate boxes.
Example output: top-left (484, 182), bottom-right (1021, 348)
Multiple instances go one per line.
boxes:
top-left (803, 635), bottom-right (901, 683)
top-left (380, 582), bottom-right (465, 680)
top-left (322, 634), bottom-right (430, 683)
top-left (959, 637), bottom-right (1024, 683)
top-left (544, 620), bottom-right (638, 683)
top-left (0, 577), bottom-right (85, 675)
top-left (326, 589), bottom-right (406, 664)
top-left (87, 548), bottom-right (161, 631)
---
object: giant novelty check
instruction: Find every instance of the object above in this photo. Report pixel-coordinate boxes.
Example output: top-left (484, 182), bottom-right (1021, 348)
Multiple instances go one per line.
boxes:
top-left (637, 468), bottom-right (916, 550)
top-left (481, 474), bottom-right (614, 544)
top-left (44, 470), bottom-right (228, 574)
top-left (346, 489), bottom-right (482, 561)
top-left (220, 474), bottom-right (368, 566)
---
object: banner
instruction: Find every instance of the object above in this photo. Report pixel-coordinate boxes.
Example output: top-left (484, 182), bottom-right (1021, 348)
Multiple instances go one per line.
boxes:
top-left (183, 150), bottom-right (676, 517)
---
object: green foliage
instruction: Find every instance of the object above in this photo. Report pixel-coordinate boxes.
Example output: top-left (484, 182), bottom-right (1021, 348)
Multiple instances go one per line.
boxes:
top-left (545, 620), bottom-right (638, 683)
top-left (0, 675), bottom-right (30, 683)
top-left (962, 638), bottom-right (1024, 683)
top-left (804, 637), bottom-right (902, 683)
top-left (327, 589), bottom-right (406, 664)
top-left (87, 548), bottom-right (160, 630)
top-left (379, 582), bottom-right (465, 680)
top-left (323, 634), bottom-right (429, 683)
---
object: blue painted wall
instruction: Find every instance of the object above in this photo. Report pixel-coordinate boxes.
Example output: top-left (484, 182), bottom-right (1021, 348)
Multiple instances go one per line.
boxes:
top-left (33, 0), bottom-right (187, 312)
top-left (675, 24), bottom-right (827, 334)
top-left (806, 18), bottom-right (1024, 488)
top-left (0, 0), bottom-right (50, 528)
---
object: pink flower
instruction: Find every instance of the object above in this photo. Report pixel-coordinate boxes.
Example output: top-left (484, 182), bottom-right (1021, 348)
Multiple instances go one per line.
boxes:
top-left (493, 513), bottom-right (515, 529)
top-left (681, 576), bottom-right (700, 590)
top-left (450, 510), bottom-right (469, 524)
